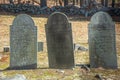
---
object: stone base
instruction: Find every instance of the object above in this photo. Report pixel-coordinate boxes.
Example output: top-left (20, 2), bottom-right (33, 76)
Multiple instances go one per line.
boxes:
top-left (9, 64), bottom-right (37, 70)
top-left (49, 64), bottom-right (75, 69)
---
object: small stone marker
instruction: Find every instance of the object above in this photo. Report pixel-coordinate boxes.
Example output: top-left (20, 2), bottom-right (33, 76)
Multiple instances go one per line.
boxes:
top-left (38, 42), bottom-right (43, 52)
top-left (88, 12), bottom-right (118, 69)
top-left (45, 12), bottom-right (75, 69)
top-left (10, 14), bottom-right (37, 69)
top-left (74, 43), bottom-right (88, 51)
top-left (3, 46), bottom-right (10, 52)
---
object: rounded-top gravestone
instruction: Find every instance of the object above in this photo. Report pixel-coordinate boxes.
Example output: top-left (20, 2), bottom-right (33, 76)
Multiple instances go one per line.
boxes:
top-left (12, 14), bottom-right (35, 26)
top-left (45, 12), bottom-right (75, 69)
top-left (10, 14), bottom-right (37, 69)
top-left (88, 12), bottom-right (118, 69)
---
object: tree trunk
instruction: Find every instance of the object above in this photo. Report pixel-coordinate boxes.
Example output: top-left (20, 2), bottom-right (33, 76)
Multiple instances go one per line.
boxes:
top-left (80, 0), bottom-right (83, 7)
top-left (40, 0), bottom-right (47, 7)
top-left (112, 0), bottom-right (115, 8)
top-left (76, 0), bottom-right (78, 5)
top-left (73, 0), bottom-right (75, 5)
top-left (18, 0), bottom-right (21, 4)
top-left (101, 0), bottom-right (104, 6)
top-left (64, 0), bottom-right (68, 6)
top-left (9, 0), bottom-right (13, 4)
top-left (104, 0), bottom-right (108, 7)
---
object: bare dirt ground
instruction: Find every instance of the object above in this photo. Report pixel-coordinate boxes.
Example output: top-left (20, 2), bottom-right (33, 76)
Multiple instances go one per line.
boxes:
top-left (0, 15), bottom-right (120, 80)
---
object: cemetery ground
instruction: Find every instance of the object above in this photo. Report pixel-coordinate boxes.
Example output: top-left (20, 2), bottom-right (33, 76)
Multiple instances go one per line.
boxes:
top-left (0, 15), bottom-right (120, 80)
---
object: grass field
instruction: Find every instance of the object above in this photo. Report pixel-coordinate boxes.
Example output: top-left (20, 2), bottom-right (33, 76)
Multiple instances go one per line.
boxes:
top-left (0, 15), bottom-right (120, 80)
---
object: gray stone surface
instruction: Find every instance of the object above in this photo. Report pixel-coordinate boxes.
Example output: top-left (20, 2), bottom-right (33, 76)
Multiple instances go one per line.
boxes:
top-left (45, 12), bottom-right (74, 69)
top-left (38, 42), bottom-right (43, 52)
top-left (88, 11), bottom-right (118, 69)
top-left (10, 14), bottom-right (37, 69)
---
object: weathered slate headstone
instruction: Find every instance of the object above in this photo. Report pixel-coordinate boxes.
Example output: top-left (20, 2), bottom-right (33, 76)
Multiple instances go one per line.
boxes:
top-left (88, 12), bottom-right (118, 69)
top-left (45, 12), bottom-right (74, 69)
top-left (10, 14), bottom-right (37, 69)
top-left (38, 42), bottom-right (43, 52)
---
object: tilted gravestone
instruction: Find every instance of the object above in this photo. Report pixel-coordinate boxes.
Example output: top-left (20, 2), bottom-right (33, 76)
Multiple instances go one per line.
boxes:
top-left (88, 12), bottom-right (118, 69)
top-left (45, 12), bottom-right (74, 69)
top-left (10, 14), bottom-right (37, 69)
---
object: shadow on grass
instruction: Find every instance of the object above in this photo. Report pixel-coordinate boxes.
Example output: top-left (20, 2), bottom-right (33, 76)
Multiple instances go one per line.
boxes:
top-left (0, 67), bottom-right (51, 71)
top-left (0, 64), bottom-right (90, 71)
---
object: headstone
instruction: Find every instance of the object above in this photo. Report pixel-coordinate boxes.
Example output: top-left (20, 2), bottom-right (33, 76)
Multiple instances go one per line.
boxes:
top-left (88, 12), bottom-right (118, 69)
top-left (10, 14), bottom-right (37, 69)
top-left (38, 42), bottom-right (43, 52)
top-left (45, 12), bottom-right (74, 69)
